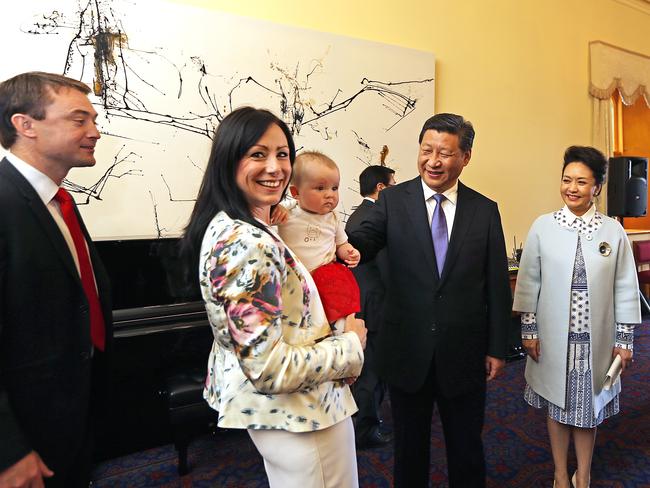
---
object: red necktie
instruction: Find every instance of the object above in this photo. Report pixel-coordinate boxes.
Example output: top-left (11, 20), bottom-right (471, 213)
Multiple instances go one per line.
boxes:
top-left (54, 188), bottom-right (105, 351)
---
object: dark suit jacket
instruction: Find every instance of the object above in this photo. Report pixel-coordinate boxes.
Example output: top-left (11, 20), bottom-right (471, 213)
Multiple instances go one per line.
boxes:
top-left (345, 199), bottom-right (388, 332)
top-left (347, 177), bottom-right (511, 397)
top-left (0, 158), bottom-right (112, 472)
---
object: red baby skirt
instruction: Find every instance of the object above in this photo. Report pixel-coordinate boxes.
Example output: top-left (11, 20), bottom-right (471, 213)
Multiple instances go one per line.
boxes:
top-left (311, 261), bottom-right (361, 323)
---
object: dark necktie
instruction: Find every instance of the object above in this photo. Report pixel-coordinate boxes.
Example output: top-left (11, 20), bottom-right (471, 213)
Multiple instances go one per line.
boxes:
top-left (54, 188), bottom-right (105, 351)
top-left (431, 193), bottom-right (448, 277)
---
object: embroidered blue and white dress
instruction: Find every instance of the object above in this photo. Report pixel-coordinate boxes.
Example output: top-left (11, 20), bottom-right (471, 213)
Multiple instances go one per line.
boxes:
top-left (521, 207), bottom-right (635, 428)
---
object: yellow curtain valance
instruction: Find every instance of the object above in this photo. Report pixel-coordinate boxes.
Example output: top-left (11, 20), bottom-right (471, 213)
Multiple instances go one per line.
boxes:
top-left (589, 40), bottom-right (650, 107)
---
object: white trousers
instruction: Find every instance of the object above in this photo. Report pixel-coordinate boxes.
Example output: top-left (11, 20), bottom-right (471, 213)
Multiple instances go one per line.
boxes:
top-left (247, 417), bottom-right (359, 488)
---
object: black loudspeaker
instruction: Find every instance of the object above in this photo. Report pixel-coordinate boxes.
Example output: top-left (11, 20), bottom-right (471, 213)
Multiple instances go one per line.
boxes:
top-left (607, 156), bottom-right (648, 217)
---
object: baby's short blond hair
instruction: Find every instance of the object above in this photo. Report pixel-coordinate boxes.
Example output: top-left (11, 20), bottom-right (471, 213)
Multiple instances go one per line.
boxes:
top-left (292, 150), bottom-right (339, 187)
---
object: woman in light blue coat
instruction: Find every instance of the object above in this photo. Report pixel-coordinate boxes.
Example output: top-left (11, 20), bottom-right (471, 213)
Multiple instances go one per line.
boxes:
top-left (513, 146), bottom-right (640, 488)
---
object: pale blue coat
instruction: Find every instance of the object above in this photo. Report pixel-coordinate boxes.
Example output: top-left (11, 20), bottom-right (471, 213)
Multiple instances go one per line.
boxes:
top-left (513, 212), bottom-right (640, 417)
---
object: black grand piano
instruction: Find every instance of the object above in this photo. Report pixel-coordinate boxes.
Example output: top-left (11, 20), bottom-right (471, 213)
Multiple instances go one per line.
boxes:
top-left (92, 237), bottom-right (525, 462)
top-left (94, 238), bottom-right (213, 460)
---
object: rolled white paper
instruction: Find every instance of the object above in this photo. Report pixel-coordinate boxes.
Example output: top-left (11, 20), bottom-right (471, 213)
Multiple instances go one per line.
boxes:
top-left (603, 355), bottom-right (623, 391)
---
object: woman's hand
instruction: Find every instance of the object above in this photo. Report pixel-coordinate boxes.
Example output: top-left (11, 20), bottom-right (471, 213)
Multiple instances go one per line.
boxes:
top-left (613, 347), bottom-right (633, 372)
top-left (344, 314), bottom-right (367, 349)
top-left (522, 338), bottom-right (540, 362)
top-left (270, 205), bottom-right (289, 225)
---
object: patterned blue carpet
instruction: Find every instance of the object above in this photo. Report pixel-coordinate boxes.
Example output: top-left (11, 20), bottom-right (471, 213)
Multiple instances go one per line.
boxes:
top-left (92, 325), bottom-right (650, 487)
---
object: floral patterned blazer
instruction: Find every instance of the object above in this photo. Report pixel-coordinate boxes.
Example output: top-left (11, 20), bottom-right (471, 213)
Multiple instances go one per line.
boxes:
top-left (200, 211), bottom-right (364, 432)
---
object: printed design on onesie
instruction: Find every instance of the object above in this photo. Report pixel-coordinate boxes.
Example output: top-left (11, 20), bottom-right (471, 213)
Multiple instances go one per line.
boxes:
top-left (304, 223), bottom-right (321, 243)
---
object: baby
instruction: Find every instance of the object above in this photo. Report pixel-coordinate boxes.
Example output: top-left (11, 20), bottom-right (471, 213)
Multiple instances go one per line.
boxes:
top-left (276, 151), bottom-right (361, 333)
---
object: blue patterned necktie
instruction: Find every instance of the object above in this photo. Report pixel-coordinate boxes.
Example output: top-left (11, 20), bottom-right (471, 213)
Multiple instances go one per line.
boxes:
top-left (575, 217), bottom-right (583, 228)
top-left (431, 193), bottom-right (448, 276)
top-left (572, 216), bottom-right (584, 234)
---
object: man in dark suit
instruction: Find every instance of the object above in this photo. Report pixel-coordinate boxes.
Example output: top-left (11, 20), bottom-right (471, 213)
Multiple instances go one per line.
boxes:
top-left (0, 72), bottom-right (112, 487)
top-left (347, 113), bottom-right (511, 487)
top-left (346, 165), bottom-right (395, 448)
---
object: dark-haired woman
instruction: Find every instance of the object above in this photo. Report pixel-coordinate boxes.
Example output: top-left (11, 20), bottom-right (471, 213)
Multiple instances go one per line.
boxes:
top-left (182, 107), bottom-right (366, 487)
top-left (513, 146), bottom-right (640, 488)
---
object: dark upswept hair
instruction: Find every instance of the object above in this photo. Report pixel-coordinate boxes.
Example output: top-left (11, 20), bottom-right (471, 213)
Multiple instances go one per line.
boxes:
top-left (562, 145), bottom-right (608, 187)
top-left (359, 165), bottom-right (395, 196)
top-left (0, 71), bottom-right (91, 149)
top-left (418, 113), bottom-right (475, 152)
top-left (181, 106), bottom-right (295, 270)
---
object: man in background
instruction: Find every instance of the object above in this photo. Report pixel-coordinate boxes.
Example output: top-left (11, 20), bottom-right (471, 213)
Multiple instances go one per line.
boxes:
top-left (0, 72), bottom-right (112, 487)
top-left (345, 165), bottom-right (395, 448)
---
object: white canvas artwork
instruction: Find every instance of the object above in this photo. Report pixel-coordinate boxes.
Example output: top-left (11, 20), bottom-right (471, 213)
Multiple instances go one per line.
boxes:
top-left (0, 0), bottom-right (435, 239)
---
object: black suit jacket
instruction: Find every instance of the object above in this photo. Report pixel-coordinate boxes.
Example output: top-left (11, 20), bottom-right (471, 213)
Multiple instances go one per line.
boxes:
top-left (0, 158), bottom-right (112, 471)
top-left (347, 177), bottom-right (511, 397)
top-left (345, 199), bottom-right (388, 332)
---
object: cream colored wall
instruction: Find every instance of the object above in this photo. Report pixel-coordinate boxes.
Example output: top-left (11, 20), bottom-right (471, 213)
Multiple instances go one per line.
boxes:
top-left (171, 0), bottom-right (650, 249)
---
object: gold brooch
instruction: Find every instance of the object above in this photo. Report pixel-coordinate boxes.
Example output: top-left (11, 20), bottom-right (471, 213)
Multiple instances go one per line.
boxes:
top-left (598, 242), bottom-right (612, 257)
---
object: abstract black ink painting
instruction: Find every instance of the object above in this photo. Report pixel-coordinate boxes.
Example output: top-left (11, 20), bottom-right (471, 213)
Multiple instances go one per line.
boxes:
top-left (2, 0), bottom-right (434, 238)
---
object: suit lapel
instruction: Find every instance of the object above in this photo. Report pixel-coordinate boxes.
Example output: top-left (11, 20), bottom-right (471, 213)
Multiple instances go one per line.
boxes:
top-left (438, 181), bottom-right (477, 286)
top-left (404, 177), bottom-right (438, 276)
top-left (1, 159), bottom-right (82, 285)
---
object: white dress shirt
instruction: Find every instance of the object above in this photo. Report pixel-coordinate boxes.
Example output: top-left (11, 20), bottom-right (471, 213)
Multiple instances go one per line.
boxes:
top-left (421, 179), bottom-right (458, 240)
